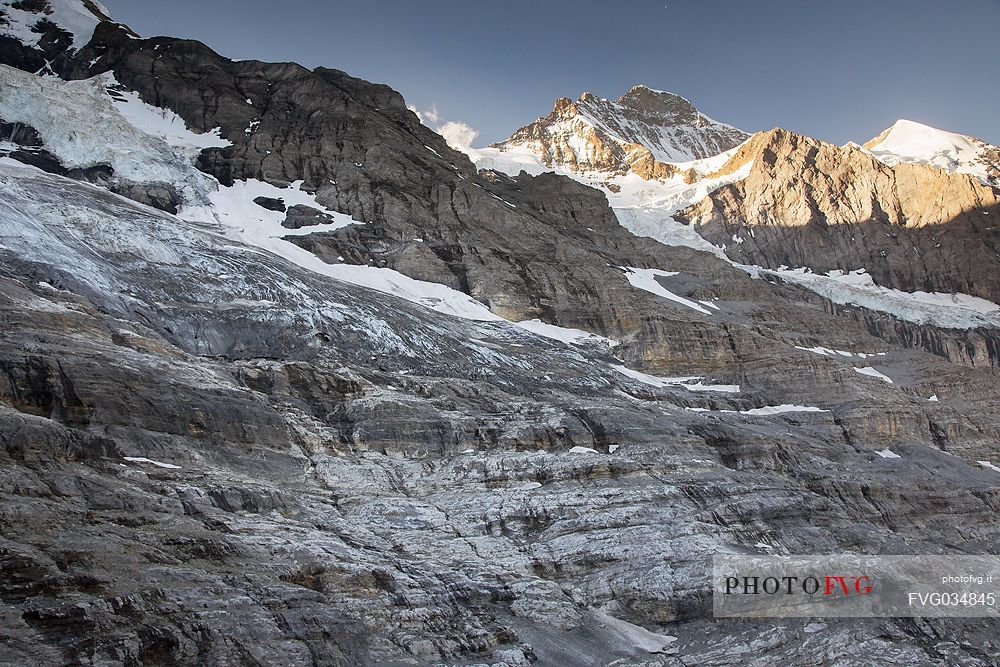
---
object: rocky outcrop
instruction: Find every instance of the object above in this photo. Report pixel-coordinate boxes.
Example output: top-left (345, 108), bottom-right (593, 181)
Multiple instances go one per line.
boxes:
top-left (767, 280), bottom-right (1000, 369)
top-left (677, 128), bottom-right (1000, 300)
top-left (281, 204), bottom-right (339, 229)
top-left (490, 86), bottom-right (749, 179)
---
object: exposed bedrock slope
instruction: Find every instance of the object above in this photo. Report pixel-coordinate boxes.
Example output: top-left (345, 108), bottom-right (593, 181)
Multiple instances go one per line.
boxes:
top-left (1, 161), bottom-right (1000, 665)
top-left (677, 129), bottom-right (1000, 301)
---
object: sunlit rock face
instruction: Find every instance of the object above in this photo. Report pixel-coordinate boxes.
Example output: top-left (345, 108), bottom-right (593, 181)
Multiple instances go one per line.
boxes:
top-left (492, 85), bottom-right (750, 179)
top-left (677, 128), bottom-right (1000, 300)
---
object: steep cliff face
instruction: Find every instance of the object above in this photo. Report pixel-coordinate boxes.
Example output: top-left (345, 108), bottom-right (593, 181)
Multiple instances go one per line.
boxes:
top-left (490, 86), bottom-right (749, 179)
top-left (2, 24), bottom-right (778, 368)
top-left (677, 128), bottom-right (1000, 300)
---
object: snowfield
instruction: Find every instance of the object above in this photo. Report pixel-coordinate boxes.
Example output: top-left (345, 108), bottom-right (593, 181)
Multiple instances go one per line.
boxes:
top-left (622, 267), bottom-right (714, 315)
top-left (756, 267), bottom-right (1000, 330)
top-left (0, 0), bottom-right (109, 52)
top-left (466, 143), bottom-right (748, 260)
top-left (513, 319), bottom-right (620, 348)
top-left (864, 119), bottom-right (999, 187)
top-left (109, 84), bottom-right (231, 153)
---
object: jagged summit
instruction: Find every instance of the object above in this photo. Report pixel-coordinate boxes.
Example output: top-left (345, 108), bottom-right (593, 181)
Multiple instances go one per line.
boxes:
top-left (490, 85), bottom-right (749, 180)
top-left (611, 84), bottom-right (702, 119)
top-left (571, 85), bottom-right (700, 119)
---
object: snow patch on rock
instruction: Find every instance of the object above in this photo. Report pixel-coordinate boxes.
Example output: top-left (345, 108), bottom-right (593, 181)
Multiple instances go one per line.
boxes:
top-left (611, 364), bottom-right (740, 393)
top-left (622, 267), bottom-right (713, 315)
top-left (109, 84), bottom-right (231, 154)
top-left (978, 460), bottom-right (1000, 473)
top-left (854, 366), bottom-right (894, 384)
top-left (795, 345), bottom-right (886, 359)
top-left (123, 456), bottom-right (182, 469)
top-left (514, 319), bottom-right (619, 348)
top-left (686, 404), bottom-right (827, 417)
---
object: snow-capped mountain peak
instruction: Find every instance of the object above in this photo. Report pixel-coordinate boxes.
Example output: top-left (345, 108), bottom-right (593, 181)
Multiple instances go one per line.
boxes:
top-left (863, 118), bottom-right (1000, 187)
top-left (0, 0), bottom-right (111, 52)
top-left (488, 85), bottom-right (749, 180)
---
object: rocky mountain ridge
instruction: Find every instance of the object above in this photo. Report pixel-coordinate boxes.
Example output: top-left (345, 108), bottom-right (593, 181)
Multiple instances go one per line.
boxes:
top-left (677, 128), bottom-right (1000, 300)
top-left (490, 86), bottom-right (750, 180)
top-left (473, 116), bottom-right (1000, 368)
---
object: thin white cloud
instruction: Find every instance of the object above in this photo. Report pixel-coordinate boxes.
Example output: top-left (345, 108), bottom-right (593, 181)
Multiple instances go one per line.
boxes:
top-left (436, 121), bottom-right (479, 150)
top-left (408, 104), bottom-right (479, 150)
top-left (407, 103), bottom-right (442, 126)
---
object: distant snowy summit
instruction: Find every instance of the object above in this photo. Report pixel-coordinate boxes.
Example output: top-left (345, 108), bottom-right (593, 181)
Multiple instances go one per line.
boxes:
top-left (475, 82), bottom-right (1000, 192)
top-left (862, 119), bottom-right (1000, 188)
top-left (485, 85), bottom-right (749, 180)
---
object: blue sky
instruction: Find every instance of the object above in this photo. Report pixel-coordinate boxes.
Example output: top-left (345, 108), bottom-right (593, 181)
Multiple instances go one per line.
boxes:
top-left (102, 0), bottom-right (1000, 147)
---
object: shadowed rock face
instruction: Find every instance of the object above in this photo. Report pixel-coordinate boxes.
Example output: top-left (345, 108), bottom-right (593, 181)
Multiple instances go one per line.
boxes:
top-left (1, 5), bottom-right (1000, 666)
top-left (32, 26), bottom-right (760, 359)
top-left (678, 128), bottom-right (1000, 300)
top-left (491, 86), bottom-right (750, 179)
